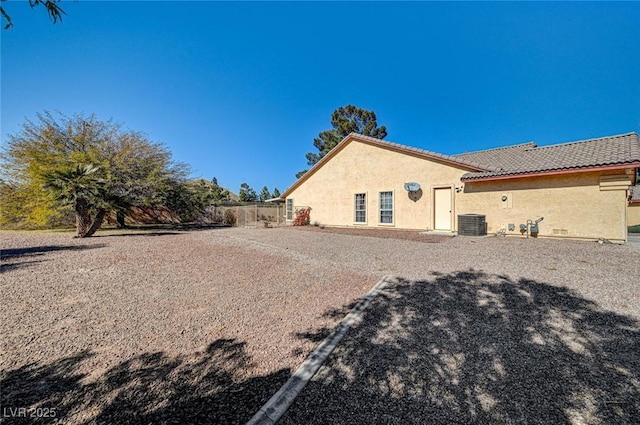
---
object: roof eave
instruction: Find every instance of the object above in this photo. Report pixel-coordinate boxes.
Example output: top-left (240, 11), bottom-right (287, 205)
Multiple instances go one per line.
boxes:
top-left (264, 197), bottom-right (285, 203)
top-left (461, 162), bottom-right (640, 182)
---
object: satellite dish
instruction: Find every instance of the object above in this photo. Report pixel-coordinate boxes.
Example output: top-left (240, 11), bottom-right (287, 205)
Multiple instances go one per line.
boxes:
top-left (404, 182), bottom-right (421, 192)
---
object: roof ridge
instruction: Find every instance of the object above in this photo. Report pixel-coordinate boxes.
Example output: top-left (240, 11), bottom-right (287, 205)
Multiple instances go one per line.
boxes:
top-left (530, 132), bottom-right (639, 151)
top-left (283, 131), bottom-right (639, 197)
top-left (453, 141), bottom-right (537, 156)
top-left (345, 133), bottom-right (497, 171)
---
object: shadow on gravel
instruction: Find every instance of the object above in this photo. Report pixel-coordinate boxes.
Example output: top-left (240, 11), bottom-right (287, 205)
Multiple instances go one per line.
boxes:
top-left (1, 245), bottom-right (106, 273)
top-left (0, 339), bottom-right (290, 425)
top-left (110, 223), bottom-right (230, 232)
top-left (92, 224), bottom-right (232, 238)
top-left (294, 302), bottom-right (361, 344)
top-left (92, 231), bottom-right (183, 238)
top-left (285, 270), bottom-right (640, 424)
top-left (0, 244), bottom-right (106, 261)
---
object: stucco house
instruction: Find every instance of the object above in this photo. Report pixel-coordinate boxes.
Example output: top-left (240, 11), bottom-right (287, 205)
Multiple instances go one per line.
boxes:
top-left (282, 132), bottom-right (640, 243)
top-left (629, 185), bottom-right (640, 228)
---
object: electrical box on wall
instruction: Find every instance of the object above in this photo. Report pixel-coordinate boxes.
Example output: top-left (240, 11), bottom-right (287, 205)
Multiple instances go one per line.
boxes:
top-left (500, 193), bottom-right (513, 209)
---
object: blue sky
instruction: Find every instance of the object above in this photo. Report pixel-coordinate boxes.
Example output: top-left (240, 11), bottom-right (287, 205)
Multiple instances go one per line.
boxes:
top-left (2, 1), bottom-right (639, 195)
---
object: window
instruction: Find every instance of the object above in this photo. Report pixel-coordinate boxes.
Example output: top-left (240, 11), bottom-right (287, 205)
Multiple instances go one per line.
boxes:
top-left (286, 199), bottom-right (293, 220)
top-left (379, 191), bottom-right (393, 224)
top-left (355, 193), bottom-right (366, 223)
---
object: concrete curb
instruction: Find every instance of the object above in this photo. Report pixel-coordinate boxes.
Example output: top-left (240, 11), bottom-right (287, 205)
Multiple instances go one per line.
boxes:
top-left (246, 275), bottom-right (393, 425)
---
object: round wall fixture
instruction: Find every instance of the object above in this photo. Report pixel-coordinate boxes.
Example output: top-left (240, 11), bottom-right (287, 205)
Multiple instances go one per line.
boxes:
top-left (501, 195), bottom-right (508, 201)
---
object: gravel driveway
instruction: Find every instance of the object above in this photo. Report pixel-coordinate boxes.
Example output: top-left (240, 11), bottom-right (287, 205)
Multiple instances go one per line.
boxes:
top-left (2, 227), bottom-right (639, 424)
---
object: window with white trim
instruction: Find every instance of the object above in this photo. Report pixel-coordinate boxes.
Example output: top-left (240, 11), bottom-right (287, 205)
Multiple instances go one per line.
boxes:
top-left (286, 199), bottom-right (293, 220)
top-left (379, 191), bottom-right (393, 224)
top-left (354, 193), bottom-right (366, 223)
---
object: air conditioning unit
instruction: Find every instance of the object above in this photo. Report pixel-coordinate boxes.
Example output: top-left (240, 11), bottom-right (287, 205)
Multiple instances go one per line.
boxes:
top-left (458, 214), bottom-right (487, 236)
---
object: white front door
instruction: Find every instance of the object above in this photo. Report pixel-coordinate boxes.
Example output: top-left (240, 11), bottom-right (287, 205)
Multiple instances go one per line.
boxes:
top-left (434, 187), bottom-right (452, 230)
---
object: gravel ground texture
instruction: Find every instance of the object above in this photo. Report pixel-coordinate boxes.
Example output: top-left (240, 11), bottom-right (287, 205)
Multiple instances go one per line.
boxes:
top-left (2, 226), bottom-right (639, 425)
top-left (279, 229), bottom-right (640, 425)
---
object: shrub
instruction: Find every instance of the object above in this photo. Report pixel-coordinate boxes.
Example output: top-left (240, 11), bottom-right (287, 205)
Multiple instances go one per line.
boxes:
top-left (293, 207), bottom-right (311, 226)
top-left (223, 209), bottom-right (237, 226)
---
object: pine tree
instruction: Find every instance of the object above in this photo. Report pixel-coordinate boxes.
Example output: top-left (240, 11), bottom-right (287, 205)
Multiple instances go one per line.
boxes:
top-left (238, 183), bottom-right (257, 202)
top-left (259, 186), bottom-right (271, 202)
top-left (298, 105), bottom-right (387, 178)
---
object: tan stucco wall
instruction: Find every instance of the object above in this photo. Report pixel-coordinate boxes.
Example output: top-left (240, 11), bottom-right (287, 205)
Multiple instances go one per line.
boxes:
top-left (458, 172), bottom-right (629, 242)
top-left (286, 139), bottom-right (631, 242)
top-left (286, 140), bottom-right (469, 230)
top-left (628, 202), bottom-right (640, 227)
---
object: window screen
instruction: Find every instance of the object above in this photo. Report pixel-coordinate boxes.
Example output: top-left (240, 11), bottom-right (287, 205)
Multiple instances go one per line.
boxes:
top-left (379, 191), bottom-right (393, 224)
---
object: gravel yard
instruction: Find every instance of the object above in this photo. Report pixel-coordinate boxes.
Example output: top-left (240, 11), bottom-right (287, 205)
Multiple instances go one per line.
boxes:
top-left (1, 226), bottom-right (639, 424)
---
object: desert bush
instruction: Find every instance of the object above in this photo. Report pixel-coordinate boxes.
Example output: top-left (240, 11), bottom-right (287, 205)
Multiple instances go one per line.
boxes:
top-left (293, 207), bottom-right (311, 226)
top-left (223, 209), bottom-right (237, 226)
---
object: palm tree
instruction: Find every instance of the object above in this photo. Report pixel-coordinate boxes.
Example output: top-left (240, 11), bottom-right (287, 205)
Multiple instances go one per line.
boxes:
top-left (43, 164), bottom-right (105, 237)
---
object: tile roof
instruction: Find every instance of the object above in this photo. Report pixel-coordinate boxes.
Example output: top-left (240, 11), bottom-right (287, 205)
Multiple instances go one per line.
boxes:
top-left (458, 132), bottom-right (640, 181)
top-left (453, 142), bottom-right (538, 170)
top-left (341, 133), bottom-right (496, 171)
top-left (282, 132), bottom-right (640, 198)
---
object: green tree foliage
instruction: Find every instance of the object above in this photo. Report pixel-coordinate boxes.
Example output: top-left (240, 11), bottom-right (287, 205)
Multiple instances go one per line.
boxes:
top-left (162, 179), bottom-right (213, 223)
top-left (259, 186), bottom-right (271, 202)
top-left (1, 112), bottom-right (189, 237)
top-left (43, 163), bottom-right (106, 237)
top-left (1, 0), bottom-right (66, 29)
top-left (238, 183), bottom-right (257, 202)
top-left (272, 187), bottom-right (281, 198)
top-left (189, 179), bottom-right (216, 218)
top-left (0, 176), bottom-right (68, 228)
top-left (298, 105), bottom-right (388, 178)
top-left (218, 189), bottom-right (231, 202)
top-left (210, 177), bottom-right (230, 203)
